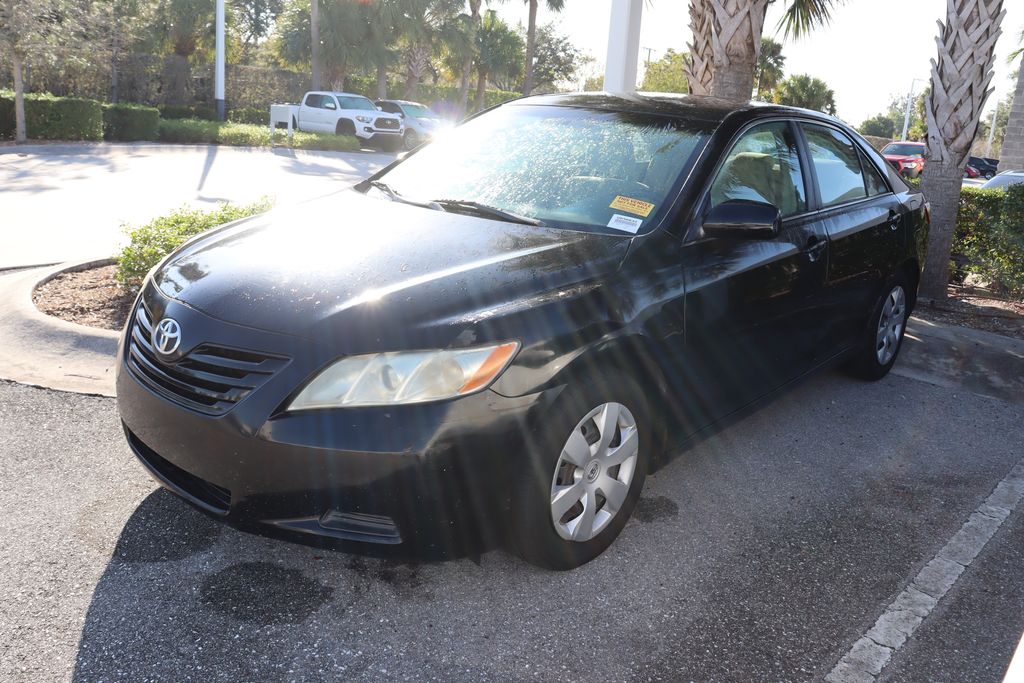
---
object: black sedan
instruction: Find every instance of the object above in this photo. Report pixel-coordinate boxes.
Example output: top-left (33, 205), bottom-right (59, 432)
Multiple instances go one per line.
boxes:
top-left (117, 93), bottom-right (928, 569)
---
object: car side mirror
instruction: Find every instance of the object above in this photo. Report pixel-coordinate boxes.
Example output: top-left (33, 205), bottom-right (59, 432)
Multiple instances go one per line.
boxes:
top-left (377, 105), bottom-right (384, 111)
top-left (324, 101), bottom-right (337, 111)
top-left (702, 200), bottom-right (781, 240)
top-left (398, 112), bottom-right (405, 119)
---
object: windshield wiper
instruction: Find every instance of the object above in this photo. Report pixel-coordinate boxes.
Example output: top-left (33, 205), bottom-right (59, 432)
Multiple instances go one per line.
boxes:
top-left (368, 181), bottom-right (442, 211)
top-left (433, 199), bottom-right (546, 227)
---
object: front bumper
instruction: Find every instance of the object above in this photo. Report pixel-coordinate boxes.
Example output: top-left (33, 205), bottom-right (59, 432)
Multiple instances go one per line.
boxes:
top-left (116, 286), bottom-right (553, 553)
top-left (355, 130), bottom-right (403, 142)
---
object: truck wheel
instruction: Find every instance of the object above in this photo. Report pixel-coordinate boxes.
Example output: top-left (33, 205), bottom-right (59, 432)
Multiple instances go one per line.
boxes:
top-left (403, 130), bottom-right (420, 151)
top-left (336, 120), bottom-right (356, 137)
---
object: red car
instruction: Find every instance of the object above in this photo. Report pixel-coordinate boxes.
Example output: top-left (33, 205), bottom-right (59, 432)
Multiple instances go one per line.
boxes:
top-left (881, 141), bottom-right (926, 179)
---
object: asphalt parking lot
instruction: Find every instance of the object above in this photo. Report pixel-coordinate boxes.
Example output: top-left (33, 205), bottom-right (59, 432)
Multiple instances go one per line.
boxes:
top-left (1, 321), bottom-right (1022, 681)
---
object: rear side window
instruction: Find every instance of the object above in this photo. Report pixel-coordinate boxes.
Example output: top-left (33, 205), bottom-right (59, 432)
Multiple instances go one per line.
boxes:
top-left (709, 121), bottom-right (807, 218)
top-left (860, 150), bottom-right (890, 196)
top-left (304, 93), bottom-right (321, 108)
top-left (802, 124), bottom-right (867, 208)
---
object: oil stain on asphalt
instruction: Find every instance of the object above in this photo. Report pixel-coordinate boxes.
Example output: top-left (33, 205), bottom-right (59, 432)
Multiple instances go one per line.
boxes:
top-left (200, 562), bottom-right (334, 625)
top-left (634, 495), bottom-right (680, 523)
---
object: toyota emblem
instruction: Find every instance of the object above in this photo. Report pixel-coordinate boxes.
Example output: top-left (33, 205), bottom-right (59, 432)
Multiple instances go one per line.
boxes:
top-left (153, 318), bottom-right (182, 356)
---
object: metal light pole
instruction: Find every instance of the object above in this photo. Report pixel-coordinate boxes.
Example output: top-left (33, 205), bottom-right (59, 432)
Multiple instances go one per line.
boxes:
top-left (900, 78), bottom-right (927, 141)
top-left (985, 107), bottom-right (997, 157)
top-left (215, 0), bottom-right (226, 120)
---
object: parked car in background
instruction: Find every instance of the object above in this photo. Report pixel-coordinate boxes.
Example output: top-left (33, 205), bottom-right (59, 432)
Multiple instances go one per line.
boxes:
top-left (117, 94), bottom-right (928, 569)
top-left (968, 156), bottom-right (999, 179)
top-left (981, 170), bottom-right (1024, 189)
top-left (963, 164), bottom-right (981, 179)
top-left (375, 99), bottom-right (447, 150)
top-left (881, 141), bottom-right (926, 179)
top-left (281, 91), bottom-right (404, 151)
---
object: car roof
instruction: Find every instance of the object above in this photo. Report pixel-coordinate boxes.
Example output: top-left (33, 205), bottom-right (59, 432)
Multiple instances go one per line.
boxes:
top-left (319, 91), bottom-right (372, 98)
top-left (513, 91), bottom-right (848, 127)
top-left (377, 99), bottom-right (426, 106)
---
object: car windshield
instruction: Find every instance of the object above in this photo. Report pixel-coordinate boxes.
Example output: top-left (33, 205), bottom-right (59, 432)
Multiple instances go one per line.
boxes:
top-left (336, 95), bottom-right (377, 111)
top-left (402, 103), bottom-right (434, 118)
top-left (371, 104), bottom-right (712, 233)
top-left (882, 143), bottom-right (925, 157)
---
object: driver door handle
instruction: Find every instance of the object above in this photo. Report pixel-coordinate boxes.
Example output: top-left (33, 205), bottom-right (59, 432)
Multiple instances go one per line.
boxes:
top-left (804, 235), bottom-right (827, 263)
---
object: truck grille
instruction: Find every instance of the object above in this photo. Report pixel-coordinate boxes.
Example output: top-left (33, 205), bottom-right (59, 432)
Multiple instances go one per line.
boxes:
top-left (126, 301), bottom-right (288, 415)
top-left (375, 117), bottom-right (400, 130)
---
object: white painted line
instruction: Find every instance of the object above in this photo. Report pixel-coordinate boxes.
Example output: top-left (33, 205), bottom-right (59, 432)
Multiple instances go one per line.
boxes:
top-left (1005, 629), bottom-right (1024, 682)
top-left (826, 459), bottom-right (1024, 683)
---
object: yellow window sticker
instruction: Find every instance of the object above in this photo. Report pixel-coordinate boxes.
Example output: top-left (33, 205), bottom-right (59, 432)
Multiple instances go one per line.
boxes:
top-left (609, 196), bottom-right (655, 217)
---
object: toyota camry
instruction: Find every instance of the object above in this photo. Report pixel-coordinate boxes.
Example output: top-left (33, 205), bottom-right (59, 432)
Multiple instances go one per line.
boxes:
top-left (117, 93), bottom-right (928, 569)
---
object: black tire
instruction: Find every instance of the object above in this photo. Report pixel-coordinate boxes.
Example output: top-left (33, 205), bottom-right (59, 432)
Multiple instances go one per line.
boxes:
top-left (984, 171), bottom-right (995, 180)
top-left (403, 130), bottom-right (420, 151)
top-left (335, 119), bottom-right (356, 136)
top-left (510, 369), bottom-right (651, 570)
top-left (846, 275), bottom-right (910, 381)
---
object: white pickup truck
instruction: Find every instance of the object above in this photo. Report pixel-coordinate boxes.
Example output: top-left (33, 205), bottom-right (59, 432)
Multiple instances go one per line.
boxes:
top-left (277, 91), bottom-right (405, 151)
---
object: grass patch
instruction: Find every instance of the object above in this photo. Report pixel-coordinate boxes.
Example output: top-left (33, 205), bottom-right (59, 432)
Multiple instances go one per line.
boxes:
top-left (116, 199), bottom-right (273, 290)
top-left (157, 119), bottom-right (360, 151)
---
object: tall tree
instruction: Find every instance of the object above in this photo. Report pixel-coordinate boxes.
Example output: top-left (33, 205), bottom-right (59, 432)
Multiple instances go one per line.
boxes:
top-left (457, 0), bottom-right (483, 113)
top-left (772, 73), bottom-right (834, 113)
top-left (87, 0), bottom-right (152, 102)
top-left (521, 0), bottom-right (563, 96)
top-left (754, 36), bottom-right (784, 99)
top-left (641, 49), bottom-right (689, 93)
top-left (529, 22), bottom-right (582, 93)
top-left (398, 0), bottom-right (464, 100)
top-left (920, 0), bottom-right (1005, 300)
top-left (1001, 61), bottom-right (1024, 170)
top-left (859, 113), bottom-right (896, 138)
top-left (474, 8), bottom-right (522, 109)
top-left (310, 0), bottom-right (321, 88)
top-left (685, 0), bottom-right (714, 94)
top-left (686, 0), bottom-right (841, 102)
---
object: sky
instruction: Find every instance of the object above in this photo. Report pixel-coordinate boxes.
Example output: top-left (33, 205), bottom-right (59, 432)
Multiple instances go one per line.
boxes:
top-left (493, 0), bottom-right (1024, 127)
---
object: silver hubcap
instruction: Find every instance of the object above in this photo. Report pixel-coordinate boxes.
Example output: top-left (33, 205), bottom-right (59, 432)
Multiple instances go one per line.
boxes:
top-left (876, 285), bottom-right (906, 365)
top-left (550, 402), bottom-right (639, 542)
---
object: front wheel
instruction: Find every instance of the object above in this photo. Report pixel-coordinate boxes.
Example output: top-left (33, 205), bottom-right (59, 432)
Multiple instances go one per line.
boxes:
top-left (510, 370), bottom-right (651, 569)
top-left (846, 277), bottom-right (910, 380)
top-left (403, 130), bottom-right (420, 151)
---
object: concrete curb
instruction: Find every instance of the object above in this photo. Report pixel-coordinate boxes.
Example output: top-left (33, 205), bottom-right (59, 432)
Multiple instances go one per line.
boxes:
top-left (0, 141), bottom-right (395, 159)
top-left (0, 260), bottom-right (121, 397)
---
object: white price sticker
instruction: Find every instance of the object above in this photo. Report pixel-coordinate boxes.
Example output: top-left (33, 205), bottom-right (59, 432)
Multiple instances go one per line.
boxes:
top-left (607, 214), bottom-right (644, 234)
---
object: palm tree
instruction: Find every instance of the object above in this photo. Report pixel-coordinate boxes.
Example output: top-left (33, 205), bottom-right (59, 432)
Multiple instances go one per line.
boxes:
top-left (686, 0), bottom-right (841, 102)
top-left (685, 0), bottom-right (714, 95)
top-left (771, 73), bottom-right (834, 113)
top-left (522, 0), bottom-right (564, 96)
top-left (310, 0), bottom-right (321, 89)
top-left (457, 0), bottom-right (484, 113)
top-left (475, 9), bottom-right (524, 109)
top-left (754, 36), bottom-right (784, 99)
top-left (919, 0), bottom-right (1005, 300)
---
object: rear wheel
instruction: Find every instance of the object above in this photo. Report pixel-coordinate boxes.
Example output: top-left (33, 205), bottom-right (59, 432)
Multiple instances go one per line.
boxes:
top-left (511, 370), bottom-right (650, 569)
top-left (403, 130), bottom-right (420, 151)
top-left (847, 276), bottom-right (909, 380)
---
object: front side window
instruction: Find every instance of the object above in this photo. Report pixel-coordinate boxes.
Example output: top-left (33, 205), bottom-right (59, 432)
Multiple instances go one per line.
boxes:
top-left (336, 96), bottom-right (377, 111)
top-left (372, 104), bottom-right (712, 234)
top-left (709, 121), bottom-right (807, 218)
top-left (803, 124), bottom-right (868, 208)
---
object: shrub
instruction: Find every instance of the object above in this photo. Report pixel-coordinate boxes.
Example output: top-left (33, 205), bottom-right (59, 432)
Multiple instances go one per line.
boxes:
top-left (102, 103), bottom-right (160, 141)
top-left (0, 92), bottom-right (103, 140)
top-left (955, 184), bottom-right (1024, 298)
top-left (116, 199), bottom-right (273, 289)
top-left (157, 118), bottom-right (359, 152)
top-left (227, 106), bottom-right (267, 125)
top-left (157, 103), bottom-right (218, 121)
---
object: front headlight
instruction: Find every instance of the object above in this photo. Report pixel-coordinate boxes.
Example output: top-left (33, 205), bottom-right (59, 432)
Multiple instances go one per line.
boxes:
top-left (355, 115), bottom-right (373, 123)
top-left (287, 342), bottom-right (519, 410)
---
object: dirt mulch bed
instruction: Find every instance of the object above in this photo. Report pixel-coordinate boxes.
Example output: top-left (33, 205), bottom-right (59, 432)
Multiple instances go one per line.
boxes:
top-left (914, 285), bottom-right (1024, 342)
top-left (33, 264), bottom-right (135, 331)
top-left (31, 265), bottom-right (1024, 343)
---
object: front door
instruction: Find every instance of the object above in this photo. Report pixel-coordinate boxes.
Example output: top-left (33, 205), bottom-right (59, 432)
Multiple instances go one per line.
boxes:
top-left (681, 119), bottom-right (831, 421)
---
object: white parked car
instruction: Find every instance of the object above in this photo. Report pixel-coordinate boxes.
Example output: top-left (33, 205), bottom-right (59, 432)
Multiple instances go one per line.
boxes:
top-left (375, 99), bottom-right (446, 151)
top-left (280, 91), bottom-right (404, 151)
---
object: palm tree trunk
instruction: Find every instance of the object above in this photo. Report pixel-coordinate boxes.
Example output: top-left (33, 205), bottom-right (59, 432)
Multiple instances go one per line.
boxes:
top-left (13, 50), bottom-right (27, 143)
top-left (376, 63), bottom-right (388, 99)
top-left (920, 0), bottom-right (1005, 300)
top-left (475, 69), bottom-right (488, 112)
top-left (310, 0), bottom-right (322, 90)
top-left (458, 0), bottom-right (483, 115)
top-left (1000, 64), bottom-right (1024, 171)
top-left (685, 0), bottom-right (714, 95)
top-left (523, 0), bottom-right (538, 95)
top-left (708, 0), bottom-right (768, 102)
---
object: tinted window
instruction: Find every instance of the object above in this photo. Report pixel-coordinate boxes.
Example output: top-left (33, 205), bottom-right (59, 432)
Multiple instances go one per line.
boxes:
top-left (303, 94), bottom-right (321, 108)
top-left (709, 121), bottom-right (806, 217)
top-left (374, 104), bottom-right (712, 234)
top-left (803, 124), bottom-right (867, 207)
top-left (336, 95), bottom-right (377, 111)
top-left (860, 151), bottom-right (890, 196)
top-left (378, 101), bottom-right (400, 114)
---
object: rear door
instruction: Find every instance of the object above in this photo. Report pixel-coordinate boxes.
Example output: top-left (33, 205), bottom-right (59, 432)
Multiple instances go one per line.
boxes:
top-left (797, 122), bottom-right (904, 351)
top-left (680, 119), bottom-right (831, 419)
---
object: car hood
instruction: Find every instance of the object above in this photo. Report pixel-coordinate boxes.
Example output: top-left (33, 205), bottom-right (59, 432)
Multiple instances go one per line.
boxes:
top-left (154, 191), bottom-right (632, 346)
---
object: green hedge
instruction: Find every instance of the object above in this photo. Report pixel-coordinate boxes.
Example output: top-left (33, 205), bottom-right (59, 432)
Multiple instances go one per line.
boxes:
top-left (102, 103), bottom-right (160, 141)
top-left (117, 199), bottom-right (273, 289)
top-left (157, 103), bottom-right (218, 121)
top-left (955, 185), bottom-right (1024, 297)
top-left (227, 106), bottom-right (266, 125)
top-left (0, 92), bottom-right (103, 140)
top-left (157, 118), bottom-right (360, 152)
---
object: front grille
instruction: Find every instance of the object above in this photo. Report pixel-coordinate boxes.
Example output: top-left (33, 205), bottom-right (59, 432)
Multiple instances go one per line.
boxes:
top-left (375, 117), bottom-right (400, 130)
top-left (126, 428), bottom-right (231, 514)
top-left (126, 300), bottom-right (289, 415)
